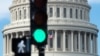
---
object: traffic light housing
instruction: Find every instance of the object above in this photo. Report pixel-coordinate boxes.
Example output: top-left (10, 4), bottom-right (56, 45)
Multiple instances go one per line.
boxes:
top-left (30, 0), bottom-right (48, 46)
top-left (12, 36), bottom-right (31, 56)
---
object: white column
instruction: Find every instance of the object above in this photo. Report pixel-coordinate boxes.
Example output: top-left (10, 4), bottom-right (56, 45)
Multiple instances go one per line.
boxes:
top-left (71, 31), bottom-right (74, 52)
top-left (26, 6), bottom-right (29, 19)
top-left (16, 10), bottom-right (18, 21)
top-left (82, 9), bottom-right (84, 20)
top-left (11, 11), bottom-right (13, 22)
top-left (46, 44), bottom-right (49, 51)
top-left (63, 30), bottom-right (66, 51)
top-left (13, 11), bottom-right (15, 21)
top-left (84, 32), bottom-right (87, 53)
top-left (12, 11), bottom-right (14, 21)
top-left (47, 6), bottom-right (49, 17)
top-left (85, 9), bottom-right (87, 21)
top-left (78, 9), bottom-right (80, 19)
top-left (60, 7), bottom-right (63, 18)
top-left (22, 8), bottom-right (24, 19)
top-left (32, 45), bottom-right (35, 52)
top-left (23, 31), bottom-right (25, 36)
top-left (84, 9), bottom-right (86, 20)
top-left (53, 6), bottom-right (56, 18)
top-left (27, 6), bottom-right (30, 19)
top-left (87, 10), bottom-right (90, 21)
top-left (18, 9), bottom-right (20, 20)
top-left (67, 7), bottom-right (70, 18)
top-left (54, 30), bottom-right (57, 51)
top-left (16, 33), bottom-right (18, 38)
top-left (73, 8), bottom-right (75, 19)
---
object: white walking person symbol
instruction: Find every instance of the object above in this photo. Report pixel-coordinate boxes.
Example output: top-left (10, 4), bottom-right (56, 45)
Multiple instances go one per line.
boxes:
top-left (18, 40), bottom-right (26, 53)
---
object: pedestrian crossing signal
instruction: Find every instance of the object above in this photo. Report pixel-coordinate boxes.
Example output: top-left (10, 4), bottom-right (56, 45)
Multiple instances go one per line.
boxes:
top-left (12, 36), bottom-right (31, 55)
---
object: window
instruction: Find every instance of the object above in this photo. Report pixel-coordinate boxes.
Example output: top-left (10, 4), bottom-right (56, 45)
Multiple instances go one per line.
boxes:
top-left (19, 10), bottom-right (21, 19)
top-left (49, 8), bottom-right (53, 17)
top-left (70, 8), bottom-right (73, 18)
top-left (81, 33), bottom-right (84, 52)
top-left (57, 31), bottom-right (62, 48)
top-left (80, 10), bottom-right (82, 19)
top-left (57, 35), bottom-right (61, 48)
top-left (56, 8), bottom-right (60, 17)
top-left (65, 34), bottom-right (68, 49)
top-left (24, 9), bottom-right (26, 19)
top-left (63, 8), bottom-right (67, 18)
top-left (76, 9), bottom-right (78, 19)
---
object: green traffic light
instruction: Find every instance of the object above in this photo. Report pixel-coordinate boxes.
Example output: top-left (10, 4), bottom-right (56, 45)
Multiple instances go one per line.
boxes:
top-left (32, 29), bottom-right (46, 43)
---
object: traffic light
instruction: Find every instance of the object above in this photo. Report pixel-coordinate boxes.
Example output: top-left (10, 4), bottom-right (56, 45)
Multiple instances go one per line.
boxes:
top-left (30, 0), bottom-right (48, 46)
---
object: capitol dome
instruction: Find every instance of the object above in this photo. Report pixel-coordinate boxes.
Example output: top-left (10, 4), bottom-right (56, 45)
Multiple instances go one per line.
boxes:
top-left (3, 0), bottom-right (98, 56)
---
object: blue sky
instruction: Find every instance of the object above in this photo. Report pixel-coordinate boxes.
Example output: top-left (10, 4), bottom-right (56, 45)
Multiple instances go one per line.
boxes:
top-left (0, 0), bottom-right (100, 56)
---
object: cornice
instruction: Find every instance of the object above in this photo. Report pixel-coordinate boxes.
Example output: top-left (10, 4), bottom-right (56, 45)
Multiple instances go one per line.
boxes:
top-left (48, 1), bottom-right (91, 9)
top-left (9, 3), bottom-right (29, 10)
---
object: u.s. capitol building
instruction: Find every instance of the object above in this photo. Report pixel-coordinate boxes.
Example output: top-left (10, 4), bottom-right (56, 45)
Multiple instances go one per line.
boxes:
top-left (3, 0), bottom-right (98, 56)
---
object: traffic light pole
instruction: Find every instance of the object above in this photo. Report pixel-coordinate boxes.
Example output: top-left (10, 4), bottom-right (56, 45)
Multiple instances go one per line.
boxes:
top-left (38, 46), bottom-right (45, 56)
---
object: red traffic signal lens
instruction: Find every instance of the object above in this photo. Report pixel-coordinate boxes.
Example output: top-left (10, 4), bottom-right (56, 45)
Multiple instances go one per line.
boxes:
top-left (34, 0), bottom-right (47, 8)
top-left (33, 11), bottom-right (47, 25)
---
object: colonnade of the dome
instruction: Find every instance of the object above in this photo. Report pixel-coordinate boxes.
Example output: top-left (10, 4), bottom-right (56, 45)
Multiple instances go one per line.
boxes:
top-left (3, 30), bottom-right (97, 56)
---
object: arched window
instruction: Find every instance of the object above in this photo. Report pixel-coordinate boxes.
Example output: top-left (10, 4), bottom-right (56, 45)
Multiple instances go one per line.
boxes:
top-left (56, 8), bottom-right (60, 17)
top-left (49, 8), bottom-right (53, 17)
top-left (76, 9), bottom-right (78, 19)
top-left (70, 8), bottom-right (73, 18)
top-left (63, 8), bottom-right (67, 18)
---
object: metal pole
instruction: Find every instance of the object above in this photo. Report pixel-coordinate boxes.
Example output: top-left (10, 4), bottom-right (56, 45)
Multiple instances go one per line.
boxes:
top-left (38, 46), bottom-right (45, 56)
